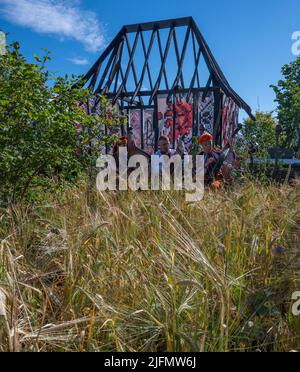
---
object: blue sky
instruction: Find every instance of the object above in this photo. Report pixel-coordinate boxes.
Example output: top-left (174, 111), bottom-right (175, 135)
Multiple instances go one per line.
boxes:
top-left (0, 0), bottom-right (300, 120)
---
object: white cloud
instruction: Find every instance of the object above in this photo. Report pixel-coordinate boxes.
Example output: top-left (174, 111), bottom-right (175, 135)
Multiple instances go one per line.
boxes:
top-left (0, 0), bottom-right (105, 52)
top-left (68, 57), bottom-right (89, 65)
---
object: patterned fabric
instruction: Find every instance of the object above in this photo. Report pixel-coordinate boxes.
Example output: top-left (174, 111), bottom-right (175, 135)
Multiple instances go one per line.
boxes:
top-left (203, 150), bottom-right (221, 175)
top-left (157, 94), bottom-right (193, 152)
top-left (144, 109), bottom-right (155, 154)
top-left (222, 96), bottom-right (239, 147)
top-left (157, 95), bottom-right (174, 144)
top-left (174, 97), bottom-right (193, 152)
top-left (129, 109), bottom-right (142, 148)
top-left (198, 92), bottom-right (215, 135)
top-left (82, 93), bottom-right (240, 155)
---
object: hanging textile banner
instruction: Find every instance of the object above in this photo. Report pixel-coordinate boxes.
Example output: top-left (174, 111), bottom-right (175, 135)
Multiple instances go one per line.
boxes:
top-left (144, 109), bottom-right (155, 154)
top-left (129, 109), bottom-right (142, 148)
top-left (198, 92), bottom-right (215, 135)
top-left (222, 96), bottom-right (239, 147)
top-left (157, 94), bottom-right (193, 152)
top-left (174, 96), bottom-right (193, 152)
top-left (157, 95), bottom-right (174, 145)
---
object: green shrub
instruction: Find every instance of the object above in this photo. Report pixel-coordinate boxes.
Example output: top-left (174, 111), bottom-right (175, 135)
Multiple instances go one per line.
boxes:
top-left (0, 42), bottom-right (122, 204)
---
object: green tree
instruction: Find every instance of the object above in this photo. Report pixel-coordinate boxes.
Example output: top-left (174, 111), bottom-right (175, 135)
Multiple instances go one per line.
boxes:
top-left (0, 42), bottom-right (122, 203)
top-left (271, 57), bottom-right (300, 150)
top-left (238, 111), bottom-right (277, 159)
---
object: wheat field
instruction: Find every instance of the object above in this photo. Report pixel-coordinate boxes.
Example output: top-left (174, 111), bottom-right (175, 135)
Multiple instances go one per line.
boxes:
top-left (0, 180), bottom-right (300, 352)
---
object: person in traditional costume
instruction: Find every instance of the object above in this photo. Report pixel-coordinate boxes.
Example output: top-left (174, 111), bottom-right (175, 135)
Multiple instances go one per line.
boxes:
top-left (198, 132), bottom-right (224, 189)
top-left (153, 135), bottom-right (186, 176)
top-left (199, 132), bottom-right (240, 188)
top-left (112, 131), bottom-right (152, 184)
top-left (199, 133), bottom-right (221, 170)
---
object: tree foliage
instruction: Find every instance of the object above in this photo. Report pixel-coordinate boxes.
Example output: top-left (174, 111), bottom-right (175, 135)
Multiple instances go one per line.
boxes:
top-left (271, 57), bottom-right (300, 150)
top-left (0, 42), bottom-right (122, 203)
top-left (237, 111), bottom-right (277, 159)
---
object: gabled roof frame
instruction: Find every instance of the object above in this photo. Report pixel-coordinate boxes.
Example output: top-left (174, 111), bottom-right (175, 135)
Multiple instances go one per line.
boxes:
top-left (79, 17), bottom-right (254, 119)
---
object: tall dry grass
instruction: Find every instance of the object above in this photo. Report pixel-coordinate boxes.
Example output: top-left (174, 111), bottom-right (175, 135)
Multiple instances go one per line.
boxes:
top-left (0, 180), bottom-right (300, 352)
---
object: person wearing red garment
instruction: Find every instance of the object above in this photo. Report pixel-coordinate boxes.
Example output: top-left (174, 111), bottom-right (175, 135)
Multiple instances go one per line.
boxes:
top-left (199, 132), bottom-right (239, 188)
top-left (199, 133), bottom-right (221, 171)
top-left (198, 132), bottom-right (223, 188)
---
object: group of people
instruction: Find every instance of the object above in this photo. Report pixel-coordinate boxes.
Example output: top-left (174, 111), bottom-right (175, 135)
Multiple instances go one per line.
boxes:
top-left (112, 131), bottom-right (239, 189)
top-left (154, 133), bottom-right (239, 188)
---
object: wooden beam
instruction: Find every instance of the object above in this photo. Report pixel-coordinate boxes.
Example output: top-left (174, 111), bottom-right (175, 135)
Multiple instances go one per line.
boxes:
top-left (131, 29), bottom-right (157, 104)
top-left (115, 30), bottom-right (140, 102)
top-left (193, 92), bottom-right (198, 137)
top-left (154, 95), bottom-right (159, 152)
top-left (141, 109), bottom-right (145, 149)
top-left (168, 24), bottom-right (191, 101)
top-left (125, 33), bottom-right (143, 104)
top-left (88, 62), bottom-right (102, 92)
top-left (149, 26), bottom-right (175, 104)
top-left (113, 66), bottom-right (120, 94)
top-left (202, 75), bottom-right (213, 102)
top-left (172, 94), bottom-right (176, 148)
top-left (213, 90), bottom-right (223, 146)
top-left (101, 38), bottom-right (125, 94)
top-left (173, 29), bottom-right (185, 88)
top-left (140, 30), bottom-right (154, 91)
top-left (74, 27), bottom-right (126, 89)
top-left (187, 46), bottom-right (202, 100)
top-left (157, 29), bottom-right (169, 90)
top-left (76, 16), bottom-right (253, 120)
top-left (125, 104), bottom-right (155, 110)
top-left (125, 17), bottom-right (193, 33)
top-left (191, 31), bottom-right (200, 88)
top-left (118, 65), bottom-right (127, 93)
top-left (110, 65), bottom-right (129, 106)
top-left (191, 19), bottom-right (254, 118)
top-left (113, 41), bottom-right (125, 94)
top-left (94, 48), bottom-right (117, 95)
top-left (107, 87), bottom-right (220, 99)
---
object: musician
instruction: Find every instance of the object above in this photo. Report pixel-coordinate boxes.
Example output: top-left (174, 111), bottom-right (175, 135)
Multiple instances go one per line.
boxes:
top-left (199, 133), bottom-right (222, 177)
top-left (199, 132), bottom-right (237, 187)
top-left (113, 132), bottom-right (152, 184)
top-left (154, 136), bottom-right (186, 175)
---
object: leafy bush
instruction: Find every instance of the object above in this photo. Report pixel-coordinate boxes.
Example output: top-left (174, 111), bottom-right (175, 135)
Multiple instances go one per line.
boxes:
top-left (0, 42), bottom-right (122, 204)
top-left (238, 112), bottom-right (276, 158)
top-left (235, 112), bottom-right (278, 180)
top-left (271, 58), bottom-right (300, 151)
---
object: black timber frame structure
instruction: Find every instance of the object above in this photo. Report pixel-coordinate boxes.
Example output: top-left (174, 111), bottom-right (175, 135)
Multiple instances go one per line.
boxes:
top-left (79, 17), bottom-right (254, 150)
